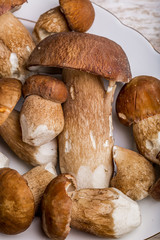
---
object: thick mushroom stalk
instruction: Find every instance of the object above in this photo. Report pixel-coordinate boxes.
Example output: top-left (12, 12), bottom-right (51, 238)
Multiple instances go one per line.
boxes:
top-left (27, 32), bottom-right (132, 188)
top-left (0, 110), bottom-right (58, 166)
top-left (0, 162), bottom-right (57, 235)
top-left (116, 76), bottom-right (160, 164)
top-left (59, 69), bottom-right (116, 188)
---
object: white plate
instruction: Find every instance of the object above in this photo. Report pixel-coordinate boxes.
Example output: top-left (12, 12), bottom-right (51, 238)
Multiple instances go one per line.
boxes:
top-left (0, 1), bottom-right (160, 240)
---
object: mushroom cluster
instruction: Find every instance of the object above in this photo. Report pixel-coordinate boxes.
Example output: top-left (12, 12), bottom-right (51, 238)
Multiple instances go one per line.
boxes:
top-left (0, 0), bottom-right (159, 239)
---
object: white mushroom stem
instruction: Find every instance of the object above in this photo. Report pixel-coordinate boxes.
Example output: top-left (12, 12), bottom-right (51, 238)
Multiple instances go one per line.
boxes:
top-left (0, 110), bottom-right (57, 166)
top-left (71, 188), bottom-right (141, 238)
top-left (0, 152), bottom-right (9, 168)
top-left (23, 162), bottom-right (57, 211)
top-left (59, 69), bottom-right (116, 189)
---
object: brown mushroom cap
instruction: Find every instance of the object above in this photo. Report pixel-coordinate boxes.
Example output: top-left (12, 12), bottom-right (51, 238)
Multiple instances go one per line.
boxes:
top-left (0, 168), bottom-right (35, 234)
top-left (41, 174), bottom-right (77, 240)
top-left (116, 75), bottom-right (160, 126)
top-left (59, 0), bottom-right (95, 32)
top-left (27, 32), bottom-right (131, 83)
top-left (23, 75), bottom-right (68, 103)
top-left (0, 78), bottom-right (22, 126)
top-left (0, 0), bottom-right (27, 15)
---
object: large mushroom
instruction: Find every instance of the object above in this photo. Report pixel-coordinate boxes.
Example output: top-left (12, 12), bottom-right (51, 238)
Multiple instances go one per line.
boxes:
top-left (116, 75), bottom-right (160, 164)
top-left (27, 32), bottom-right (131, 188)
top-left (41, 174), bottom-right (141, 239)
top-left (0, 11), bottom-right (35, 82)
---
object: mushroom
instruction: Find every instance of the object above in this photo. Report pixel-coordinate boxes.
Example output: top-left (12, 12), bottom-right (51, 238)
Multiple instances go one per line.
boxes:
top-left (0, 11), bottom-right (35, 82)
top-left (0, 162), bottom-right (57, 235)
top-left (41, 174), bottom-right (141, 239)
top-left (0, 0), bottom-right (27, 15)
top-left (59, 0), bottom-right (95, 32)
top-left (0, 110), bottom-right (58, 166)
top-left (20, 74), bottom-right (67, 146)
top-left (111, 146), bottom-right (155, 200)
top-left (32, 0), bottom-right (95, 44)
top-left (0, 78), bottom-right (22, 126)
top-left (27, 32), bottom-right (131, 188)
top-left (33, 6), bottom-right (70, 44)
top-left (0, 152), bottom-right (9, 167)
top-left (116, 75), bottom-right (160, 164)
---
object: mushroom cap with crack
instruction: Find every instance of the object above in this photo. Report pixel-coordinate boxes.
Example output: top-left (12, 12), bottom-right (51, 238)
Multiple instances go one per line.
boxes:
top-left (0, 78), bottom-right (22, 126)
top-left (23, 74), bottom-right (68, 103)
top-left (27, 32), bottom-right (132, 83)
top-left (0, 0), bottom-right (27, 15)
top-left (41, 174), bottom-right (77, 240)
top-left (0, 168), bottom-right (35, 234)
top-left (59, 0), bottom-right (95, 32)
top-left (116, 75), bottom-right (160, 126)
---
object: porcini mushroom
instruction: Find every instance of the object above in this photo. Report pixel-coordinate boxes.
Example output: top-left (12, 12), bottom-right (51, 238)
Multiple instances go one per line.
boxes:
top-left (33, 6), bottom-right (70, 44)
top-left (116, 76), bottom-right (160, 164)
top-left (0, 0), bottom-right (27, 15)
top-left (0, 78), bottom-right (22, 126)
top-left (0, 12), bottom-right (35, 82)
top-left (20, 74), bottom-right (67, 146)
top-left (0, 162), bottom-right (57, 235)
top-left (59, 0), bottom-right (95, 32)
top-left (27, 32), bottom-right (131, 188)
top-left (41, 174), bottom-right (141, 239)
top-left (0, 110), bottom-right (58, 166)
top-left (111, 146), bottom-right (155, 200)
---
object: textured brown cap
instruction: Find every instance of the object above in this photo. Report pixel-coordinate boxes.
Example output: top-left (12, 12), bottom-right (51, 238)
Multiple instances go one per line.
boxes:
top-left (59, 0), bottom-right (95, 32)
top-left (0, 78), bottom-right (22, 126)
top-left (41, 174), bottom-right (76, 240)
top-left (0, 168), bottom-right (35, 234)
top-left (27, 32), bottom-right (131, 83)
top-left (0, 0), bottom-right (27, 15)
top-left (149, 178), bottom-right (160, 200)
top-left (116, 75), bottom-right (160, 126)
top-left (23, 75), bottom-right (68, 103)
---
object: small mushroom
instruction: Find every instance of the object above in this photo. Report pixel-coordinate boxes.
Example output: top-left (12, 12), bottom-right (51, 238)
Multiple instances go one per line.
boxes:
top-left (0, 78), bottom-right (22, 126)
top-left (0, 12), bottom-right (35, 82)
top-left (0, 152), bottom-right (9, 167)
top-left (59, 0), bottom-right (95, 32)
top-left (116, 76), bottom-right (160, 164)
top-left (0, 162), bottom-right (57, 235)
top-left (41, 174), bottom-right (141, 239)
top-left (27, 32), bottom-right (131, 188)
top-left (20, 75), bottom-right (67, 146)
top-left (33, 6), bottom-right (70, 44)
top-left (0, 0), bottom-right (27, 15)
top-left (0, 110), bottom-right (58, 166)
top-left (111, 146), bottom-right (155, 200)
